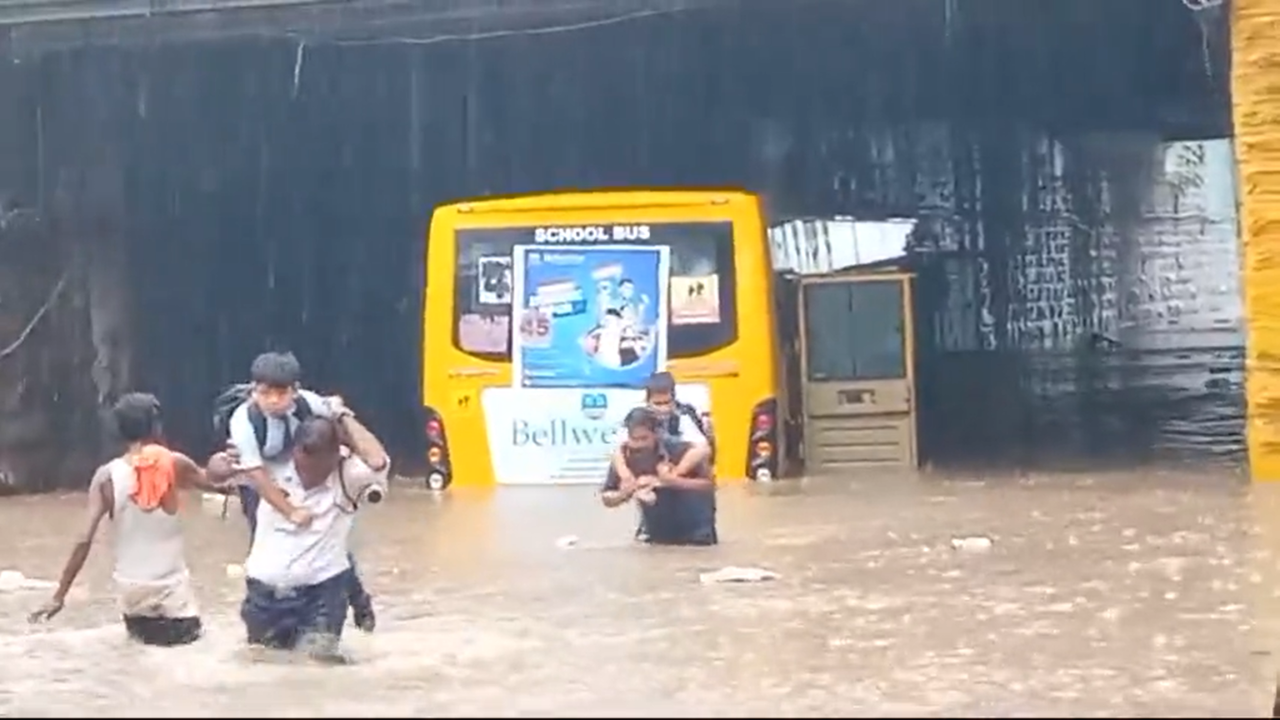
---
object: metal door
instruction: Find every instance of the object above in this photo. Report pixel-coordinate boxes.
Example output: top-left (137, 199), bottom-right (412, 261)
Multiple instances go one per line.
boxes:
top-left (799, 273), bottom-right (917, 472)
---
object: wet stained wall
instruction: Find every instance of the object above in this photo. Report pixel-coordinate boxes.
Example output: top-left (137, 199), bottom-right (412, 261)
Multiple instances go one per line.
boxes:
top-left (0, 0), bottom-right (1233, 489)
top-left (771, 134), bottom-right (1241, 468)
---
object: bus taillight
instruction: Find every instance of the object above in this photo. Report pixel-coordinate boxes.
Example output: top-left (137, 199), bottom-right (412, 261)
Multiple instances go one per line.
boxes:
top-left (747, 398), bottom-right (779, 482)
top-left (422, 407), bottom-right (451, 491)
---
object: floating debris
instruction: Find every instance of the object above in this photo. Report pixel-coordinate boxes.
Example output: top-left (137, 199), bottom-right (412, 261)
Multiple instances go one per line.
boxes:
top-left (950, 536), bottom-right (994, 552)
top-left (699, 566), bottom-right (779, 584)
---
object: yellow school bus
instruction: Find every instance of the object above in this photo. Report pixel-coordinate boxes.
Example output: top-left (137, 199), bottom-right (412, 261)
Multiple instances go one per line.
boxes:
top-left (421, 189), bottom-right (782, 489)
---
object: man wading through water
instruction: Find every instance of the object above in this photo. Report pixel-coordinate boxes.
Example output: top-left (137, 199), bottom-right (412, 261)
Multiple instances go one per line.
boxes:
top-left (29, 393), bottom-right (240, 646)
top-left (220, 351), bottom-right (378, 632)
top-left (609, 372), bottom-right (712, 489)
top-left (239, 414), bottom-right (389, 661)
top-left (608, 371), bottom-right (714, 539)
top-left (601, 406), bottom-right (718, 546)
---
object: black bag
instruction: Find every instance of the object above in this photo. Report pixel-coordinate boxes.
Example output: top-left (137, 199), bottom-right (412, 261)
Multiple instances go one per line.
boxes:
top-left (212, 383), bottom-right (315, 452)
top-left (666, 400), bottom-right (716, 463)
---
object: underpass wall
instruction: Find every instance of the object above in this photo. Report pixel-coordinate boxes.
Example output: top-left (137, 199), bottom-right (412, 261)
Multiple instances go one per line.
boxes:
top-left (0, 47), bottom-right (130, 493)
top-left (764, 126), bottom-right (1243, 467)
top-left (0, 0), bottom-right (1234, 489)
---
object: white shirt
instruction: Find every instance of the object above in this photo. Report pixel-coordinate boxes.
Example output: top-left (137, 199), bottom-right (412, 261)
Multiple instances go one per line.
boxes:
top-left (227, 389), bottom-right (334, 478)
top-left (244, 455), bottom-right (389, 588)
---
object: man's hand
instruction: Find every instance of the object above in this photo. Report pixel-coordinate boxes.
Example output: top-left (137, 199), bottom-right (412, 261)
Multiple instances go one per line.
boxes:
top-left (28, 597), bottom-right (64, 623)
top-left (288, 507), bottom-right (314, 528)
top-left (635, 475), bottom-right (659, 505)
top-left (206, 445), bottom-right (241, 485)
top-left (617, 474), bottom-right (639, 497)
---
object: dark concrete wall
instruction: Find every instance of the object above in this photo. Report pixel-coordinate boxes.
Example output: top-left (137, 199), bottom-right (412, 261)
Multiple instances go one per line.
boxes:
top-left (0, 0), bottom-right (1235, 489)
top-left (0, 38), bottom-right (114, 492)
top-left (772, 132), bottom-right (1242, 468)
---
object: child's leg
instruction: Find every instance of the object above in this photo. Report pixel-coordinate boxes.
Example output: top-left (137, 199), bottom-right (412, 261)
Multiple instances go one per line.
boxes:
top-left (345, 553), bottom-right (376, 632)
top-left (238, 484), bottom-right (261, 541)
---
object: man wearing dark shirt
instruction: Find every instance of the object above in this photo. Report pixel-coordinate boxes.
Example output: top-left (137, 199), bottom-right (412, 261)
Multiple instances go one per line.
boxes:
top-left (600, 407), bottom-right (717, 546)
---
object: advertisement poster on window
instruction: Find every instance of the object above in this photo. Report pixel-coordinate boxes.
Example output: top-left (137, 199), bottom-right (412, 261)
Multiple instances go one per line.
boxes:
top-left (481, 383), bottom-right (711, 484)
top-left (511, 244), bottom-right (670, 389)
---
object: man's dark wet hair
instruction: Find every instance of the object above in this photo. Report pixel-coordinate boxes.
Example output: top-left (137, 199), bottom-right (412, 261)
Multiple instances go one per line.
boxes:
top-left (250, 351), bottom-right (302, 388)
top-left (619, 278), bottom-right (634, 286)
top-left (644, 371), bottom-right (677, 398)
top-left (112, 392), bottom-right (163, 443)
top-left (623, 406), bottom-right (662, 433)
top-left (295, 416), bottom-right (342, 457)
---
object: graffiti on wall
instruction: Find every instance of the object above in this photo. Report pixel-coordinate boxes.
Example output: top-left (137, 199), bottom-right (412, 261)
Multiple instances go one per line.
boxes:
top-left (765, 122), bottom-right (1243, 463)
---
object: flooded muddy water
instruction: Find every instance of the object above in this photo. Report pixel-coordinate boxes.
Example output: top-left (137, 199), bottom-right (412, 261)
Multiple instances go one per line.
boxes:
top-left (2, 470), bottom-right (1279, 717)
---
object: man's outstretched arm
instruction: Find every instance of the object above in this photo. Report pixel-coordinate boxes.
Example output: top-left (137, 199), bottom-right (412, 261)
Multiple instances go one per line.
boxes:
top-left (30, 465), bottom-right (112, 622)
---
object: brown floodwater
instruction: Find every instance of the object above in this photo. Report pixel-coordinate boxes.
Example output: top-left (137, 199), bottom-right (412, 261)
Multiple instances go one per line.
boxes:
top-left (1, 469), bottom-right (1278, 717)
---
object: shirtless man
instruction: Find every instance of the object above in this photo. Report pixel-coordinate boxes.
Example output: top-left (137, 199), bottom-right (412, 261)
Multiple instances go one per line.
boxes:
top-left (29, 392), bottom-right (239, 646)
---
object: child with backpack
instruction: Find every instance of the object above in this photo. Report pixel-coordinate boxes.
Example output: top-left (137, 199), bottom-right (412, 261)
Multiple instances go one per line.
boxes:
top-left (607, 372), bottom-right (714, 524)
top-left (214, 351), bottom-right (377, 633)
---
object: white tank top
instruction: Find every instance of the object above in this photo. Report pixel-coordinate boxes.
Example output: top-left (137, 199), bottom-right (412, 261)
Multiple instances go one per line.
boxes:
top-left (108, 457), bottom-right (188, 585)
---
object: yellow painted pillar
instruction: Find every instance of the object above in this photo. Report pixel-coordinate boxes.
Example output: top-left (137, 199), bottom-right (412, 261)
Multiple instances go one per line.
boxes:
top-left (1233, 0), bottom-right (1280, 480)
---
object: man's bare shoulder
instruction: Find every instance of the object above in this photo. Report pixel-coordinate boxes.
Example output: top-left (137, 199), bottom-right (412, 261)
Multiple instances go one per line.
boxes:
top-left (172, 451), bottom-right (198, 468)
top-left (88, 461), bottom-right (113, 488)
top-left (88, 462), bottom-right (115, 512)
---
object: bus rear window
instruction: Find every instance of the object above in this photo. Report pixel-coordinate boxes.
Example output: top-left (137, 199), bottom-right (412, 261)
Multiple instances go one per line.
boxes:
top-left (452, 222), bottom-right (737, 361)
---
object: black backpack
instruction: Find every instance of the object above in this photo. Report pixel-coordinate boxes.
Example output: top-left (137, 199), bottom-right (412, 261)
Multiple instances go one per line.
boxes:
top-left (664, 400), bottom-right (716, 463)
top-left (212, 383), bottom-right (315, 453)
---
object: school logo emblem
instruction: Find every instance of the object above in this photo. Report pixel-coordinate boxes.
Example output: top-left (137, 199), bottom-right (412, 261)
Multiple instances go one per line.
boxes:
top-left (580, 392), bottom-right (607, 420)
